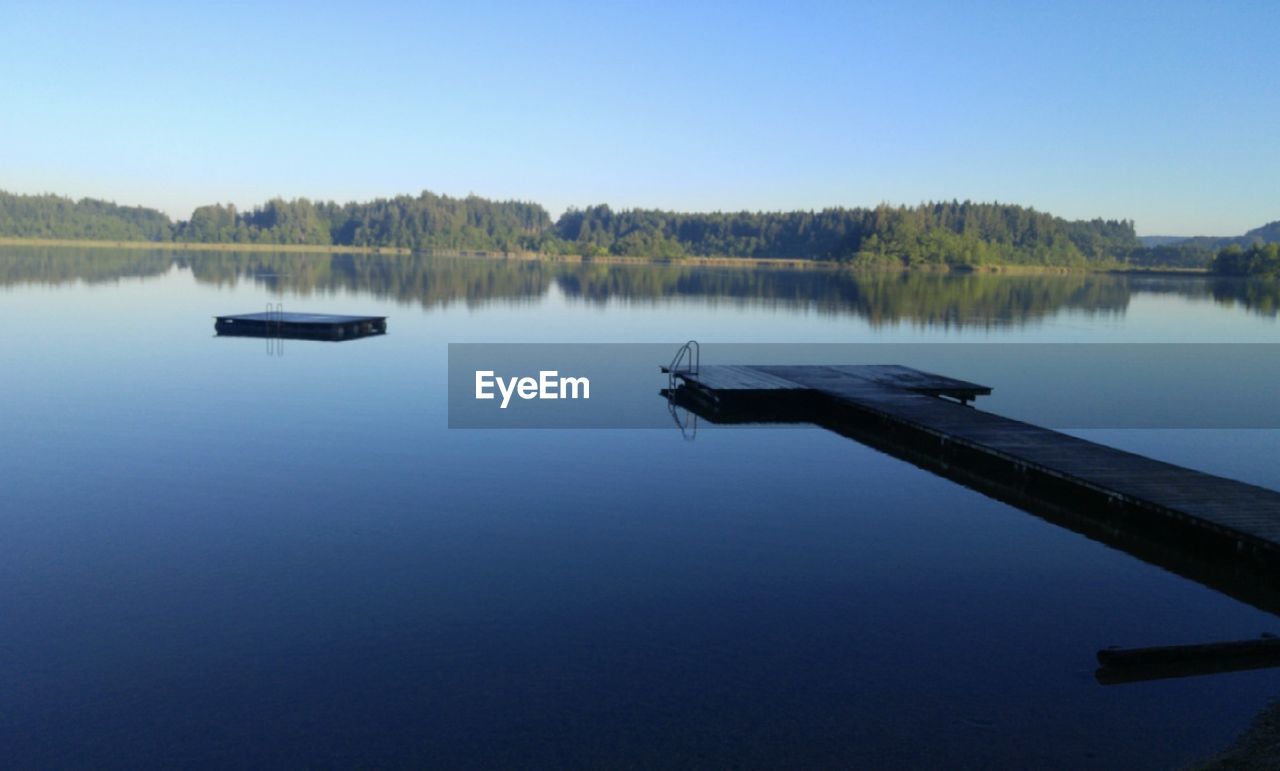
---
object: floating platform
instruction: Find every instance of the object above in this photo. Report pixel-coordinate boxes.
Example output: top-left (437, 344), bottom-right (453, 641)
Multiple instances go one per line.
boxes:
top-left (665, 363), bottom-right (1280, 592)
top-left (214, 312), bottom-right (387, 341)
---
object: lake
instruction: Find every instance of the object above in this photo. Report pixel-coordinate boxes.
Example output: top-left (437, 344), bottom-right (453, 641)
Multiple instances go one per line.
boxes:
top-left (2, 246), bottom-right (1279, 768)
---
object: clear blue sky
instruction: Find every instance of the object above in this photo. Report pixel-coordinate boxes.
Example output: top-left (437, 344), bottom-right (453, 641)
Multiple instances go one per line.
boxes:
top-left (1, 0), bottom-right (1276, 235)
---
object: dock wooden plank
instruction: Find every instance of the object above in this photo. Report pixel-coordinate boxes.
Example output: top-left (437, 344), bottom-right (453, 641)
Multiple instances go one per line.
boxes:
top-left (825, 364), bottom-right (993, 397)
top-left (671, 365), bottom-right (807, 392)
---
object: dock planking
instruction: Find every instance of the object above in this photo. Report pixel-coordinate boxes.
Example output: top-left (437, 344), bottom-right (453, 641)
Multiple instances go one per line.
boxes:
top-left (665, 364), bottom-right (807, 392)
top-left (666, 363), bottom-right (1280, 569)
top-left (215, 312), bottom-right (387, 341)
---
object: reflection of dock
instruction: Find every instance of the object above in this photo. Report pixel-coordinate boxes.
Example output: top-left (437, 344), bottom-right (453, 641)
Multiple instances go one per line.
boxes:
top-left (1096, 636), bottom-right (1280, 684)
top-left (214, 312), bottom-right (387, 341)
top-left (664, 363), bottom-right (1280, 594)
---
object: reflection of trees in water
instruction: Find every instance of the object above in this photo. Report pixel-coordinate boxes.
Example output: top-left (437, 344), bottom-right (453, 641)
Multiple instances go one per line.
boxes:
top-left (179, 253), bottom-right (1140, 326)
top-left (179, 252), bottom-right (551, 308)
top-left (1212, 277), bottom-right (1280, 316)
top-left (0, 247), bottom-right (174, 286)
top-left (1124, 275), bottom-right (1280, 318)
top-left (4, 245), bottom-right (1279, 323)
top-left (556, 264), bottom-right (1135, 327)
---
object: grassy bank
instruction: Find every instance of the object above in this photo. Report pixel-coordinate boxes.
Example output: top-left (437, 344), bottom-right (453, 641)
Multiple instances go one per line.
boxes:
top-left (1105, 266), bottom-right (1211, 276)
top-left (0, 237), bottom-right (410, 256)
top-left (0, 236), bottom-right (831, 268)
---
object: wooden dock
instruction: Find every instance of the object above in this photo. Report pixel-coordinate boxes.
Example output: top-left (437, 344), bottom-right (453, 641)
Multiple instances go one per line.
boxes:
top-left (664, 363), bottom-right (1280, 587)
top-left (214, 312), bottom-right (387, 341)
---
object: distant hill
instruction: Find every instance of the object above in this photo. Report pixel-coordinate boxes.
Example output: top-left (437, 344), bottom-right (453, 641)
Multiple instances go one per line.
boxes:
top-left (1139, 221), bottom-right (1280, 250)
top-left (1242, 220), bottom-right (1280, 244)
top-left (1133, 220), bottom-right (1280, 269)
top-left (1139, 236), bottom-right (1192, 248)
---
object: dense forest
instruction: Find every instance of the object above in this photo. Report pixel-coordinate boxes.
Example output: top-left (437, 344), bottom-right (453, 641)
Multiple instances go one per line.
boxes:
top-left (1126, 242), bottom-right (1218, 269)
top-left (173, 193), bottom-right (550, 251)
top-left (538, 202), bottom-right (1140, 267)
top-left (1213, 242), bottom-right (1280, 277)
top-left (1, 188), bottom-right (1276, 271)
top-left (0, 191), bottom-right (173, 241)
top-left (0, 190), bottom-right (548, 252)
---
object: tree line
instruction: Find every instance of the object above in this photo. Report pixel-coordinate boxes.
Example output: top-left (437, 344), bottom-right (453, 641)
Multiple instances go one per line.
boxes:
top-left (3, 188), bottom-right (1275, 270)
top-left (537, 202), bottom-right (1140, 267)
top-left (0, 191), bottom-right (173, 241)
top-left (1213, 242), bottom-right (1280, 277)
top-left (175, 193), bottom-right (550, 252)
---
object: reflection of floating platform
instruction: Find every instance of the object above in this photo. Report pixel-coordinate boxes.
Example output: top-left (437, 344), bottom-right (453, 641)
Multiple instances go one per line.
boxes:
top-left (214, 312), bottom-right (387, 341)
top-left (665, 363), bottom-right (1280, 572)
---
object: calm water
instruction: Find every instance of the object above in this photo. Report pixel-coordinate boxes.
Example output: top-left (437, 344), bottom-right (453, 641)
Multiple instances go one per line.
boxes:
top-left (3, 247), bottom-right (1280, 768)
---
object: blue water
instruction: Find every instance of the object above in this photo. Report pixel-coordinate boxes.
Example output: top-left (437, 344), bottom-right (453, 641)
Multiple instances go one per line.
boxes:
top-left (2, 250), bottom-right (1279, 767)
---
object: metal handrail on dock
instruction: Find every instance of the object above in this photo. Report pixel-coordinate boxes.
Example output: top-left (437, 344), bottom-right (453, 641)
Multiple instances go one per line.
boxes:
top-left (667, 340), bottom-right (700, 391)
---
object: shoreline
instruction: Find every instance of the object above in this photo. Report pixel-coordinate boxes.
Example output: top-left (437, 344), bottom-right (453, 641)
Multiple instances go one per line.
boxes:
top-left (0, 236), bottom-right (1214, 275)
